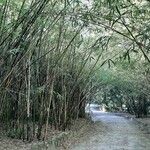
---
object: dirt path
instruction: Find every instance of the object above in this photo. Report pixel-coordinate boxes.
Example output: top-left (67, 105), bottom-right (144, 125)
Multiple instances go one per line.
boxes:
top-left (70, 112), bottom-right (150, 150)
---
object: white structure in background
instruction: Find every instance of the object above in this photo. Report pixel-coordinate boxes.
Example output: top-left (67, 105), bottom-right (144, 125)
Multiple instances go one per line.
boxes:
top-left (85, 103), bottom-right (106, 113)
top-left (85, 103), bottom-right (99, 113)
top-left (85, 103), bottom-right (106, 122)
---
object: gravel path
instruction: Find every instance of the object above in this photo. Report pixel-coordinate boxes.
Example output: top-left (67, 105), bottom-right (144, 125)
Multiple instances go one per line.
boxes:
top-left (70, 111), bottom-right (150, 150)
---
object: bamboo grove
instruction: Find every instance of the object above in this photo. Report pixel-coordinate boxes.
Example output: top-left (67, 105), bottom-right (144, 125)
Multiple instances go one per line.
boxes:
top-left (0, 0), bottom-right (89, 140)
top-left (0, 0), bottom-right (150, 141)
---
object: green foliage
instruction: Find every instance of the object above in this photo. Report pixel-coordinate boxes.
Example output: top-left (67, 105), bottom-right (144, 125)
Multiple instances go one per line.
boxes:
top-left (7, 128), bottom-right (23, 139)
top-left (0, 0), bottom-right (5, 4)
top-left (0, 0), bottom-right (149, 142)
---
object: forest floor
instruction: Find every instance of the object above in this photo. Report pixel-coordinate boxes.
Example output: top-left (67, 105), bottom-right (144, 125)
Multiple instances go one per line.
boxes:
top-left (0, 113), bottom-right (150, 150)
top-left (0, 119), bottom-right (93, 150)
